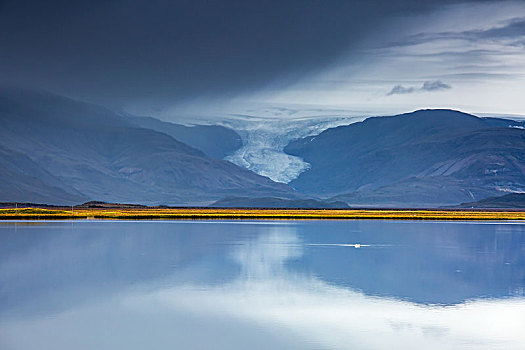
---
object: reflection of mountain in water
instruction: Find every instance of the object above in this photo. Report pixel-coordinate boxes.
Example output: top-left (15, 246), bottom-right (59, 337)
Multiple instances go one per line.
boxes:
top-left (1, 221), bottom-right (525, 349)
top-left (1, 221), bottom-right (524, 310)
top-left (296, 221), bottom-right (525, 304)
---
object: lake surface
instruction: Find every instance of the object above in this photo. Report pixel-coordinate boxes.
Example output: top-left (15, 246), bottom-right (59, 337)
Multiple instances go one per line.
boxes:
top-left (1, 220), bottom-right (524, 349)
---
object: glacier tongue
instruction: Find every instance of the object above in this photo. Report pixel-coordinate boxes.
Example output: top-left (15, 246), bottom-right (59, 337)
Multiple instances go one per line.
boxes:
top-left (224, 117), bottom-right (360, 183)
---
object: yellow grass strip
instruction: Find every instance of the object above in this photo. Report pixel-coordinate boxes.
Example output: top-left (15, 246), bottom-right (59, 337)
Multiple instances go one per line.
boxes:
top-left (0, 208), bottom-right (525, 220)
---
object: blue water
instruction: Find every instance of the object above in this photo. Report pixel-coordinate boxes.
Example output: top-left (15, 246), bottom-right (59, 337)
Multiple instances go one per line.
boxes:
top-left (1, 220), bottom-right (524, 349)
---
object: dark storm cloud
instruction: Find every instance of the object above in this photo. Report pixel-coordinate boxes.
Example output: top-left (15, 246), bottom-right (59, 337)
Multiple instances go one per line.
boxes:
top-left (387, 80), bottom-right (451, 95)
top-left (388, 16), bottom-right (525, 48)
top-left (466, 16), bottom-right (525, 40)
top-left (0, 0), bottom-right (488, 110)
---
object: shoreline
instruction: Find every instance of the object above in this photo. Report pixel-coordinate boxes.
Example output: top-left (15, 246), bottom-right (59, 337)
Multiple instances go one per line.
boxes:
top-left (1, 208), bottom-right (525, 220)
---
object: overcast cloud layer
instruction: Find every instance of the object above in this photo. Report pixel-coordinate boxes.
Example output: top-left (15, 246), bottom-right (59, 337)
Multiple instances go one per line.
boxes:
top-left (1, 0), bottom-right (524, 120)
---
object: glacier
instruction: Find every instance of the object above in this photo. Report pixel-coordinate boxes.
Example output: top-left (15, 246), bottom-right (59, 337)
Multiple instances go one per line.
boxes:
top-left (223, 116), bottom-right (361, 183)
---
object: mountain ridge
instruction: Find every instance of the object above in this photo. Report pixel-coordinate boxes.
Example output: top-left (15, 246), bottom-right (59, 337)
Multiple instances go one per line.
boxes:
top-left (2, 90), bottom-right (524, 208)
top-left (285, 109), bottom-right (525, 207)
top-left (126, 115), bottom-right (242, 159)
top-left (0, 88), bottom-right (295, 205)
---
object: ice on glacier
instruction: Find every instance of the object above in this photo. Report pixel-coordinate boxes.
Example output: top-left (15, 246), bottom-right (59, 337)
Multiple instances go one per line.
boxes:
top-left (223, 116), bottom-right (361, 183)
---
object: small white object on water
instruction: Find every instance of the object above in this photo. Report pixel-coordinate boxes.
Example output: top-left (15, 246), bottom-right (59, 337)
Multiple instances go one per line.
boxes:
top-left (306, 243), bottom-right (370, 248)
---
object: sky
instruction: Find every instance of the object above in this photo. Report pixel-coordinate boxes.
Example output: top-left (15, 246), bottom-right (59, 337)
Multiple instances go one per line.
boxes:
top-left (1, 0), bottom-right (525, 121)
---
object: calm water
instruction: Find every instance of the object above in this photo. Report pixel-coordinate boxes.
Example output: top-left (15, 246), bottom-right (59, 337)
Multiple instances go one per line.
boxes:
top-left (1, 220), bottom-right (524, 349)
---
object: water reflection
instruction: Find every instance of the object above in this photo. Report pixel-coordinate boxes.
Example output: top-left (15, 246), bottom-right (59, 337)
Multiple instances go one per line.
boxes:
top-left (1, 220), bottom-right (524, 349)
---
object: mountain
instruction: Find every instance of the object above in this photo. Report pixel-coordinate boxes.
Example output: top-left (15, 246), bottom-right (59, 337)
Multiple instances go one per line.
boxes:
top-left (453, 193), bottom-right (525, 209)
top-left (285, 109), bottom-right (525, 207)
top-left (210, 196), bottom-right (349, 208)
top-left (0, 145), bottom-right (87, 204)
top-left (126, 115), bottom-right (242, 159)
top-left (0, 88), bottom-right (294, 205)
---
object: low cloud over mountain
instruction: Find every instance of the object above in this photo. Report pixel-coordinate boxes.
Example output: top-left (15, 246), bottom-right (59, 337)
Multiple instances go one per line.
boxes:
top-left (387, 80), bottom-right (451, 96)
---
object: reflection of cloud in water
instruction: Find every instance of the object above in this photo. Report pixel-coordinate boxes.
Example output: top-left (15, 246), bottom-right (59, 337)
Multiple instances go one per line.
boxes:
top-left (147, 229), bottom-right (525, 349)
top-left (231, 228), bottom-right (302, 280)
top-left (2, 227), bottom-right (525, 350)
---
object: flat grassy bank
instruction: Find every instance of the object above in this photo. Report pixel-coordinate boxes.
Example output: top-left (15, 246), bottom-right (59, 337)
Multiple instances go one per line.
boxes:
top-left (1, 207), bottom-right (525, 220)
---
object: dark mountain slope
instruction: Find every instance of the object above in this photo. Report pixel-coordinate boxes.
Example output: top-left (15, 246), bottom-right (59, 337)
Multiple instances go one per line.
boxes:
top-left (454, 193), bottom-right (525, 209)
top-left (0, 145), bottom-right (87, 204)
top-left (127, 115), bottom-right (242, 159)
top-left (0, 89), bottom-right (294, 205)
top-left (285, 109), bottom-right (525, 206)
top-left (210, 196), bottom-right (348, 208)
top-left (331, 177), bottom-right (500, 208)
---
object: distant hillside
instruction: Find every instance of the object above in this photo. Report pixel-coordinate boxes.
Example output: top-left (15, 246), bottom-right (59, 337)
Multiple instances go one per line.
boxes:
top-left (3, 91), bottom-right (524, 208)
top-left (127, 115), bottom-right (242, 159)
top-left (454, 193), bottom-right (525, 209)
top-left (210, 196), bottom-right (349, 208)
top-left (0, 88), bottom-right (295, 205)
top-left (285, 109), bottom-right (525, 207)
top-left (0, 201), bottom-right (151, 209)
